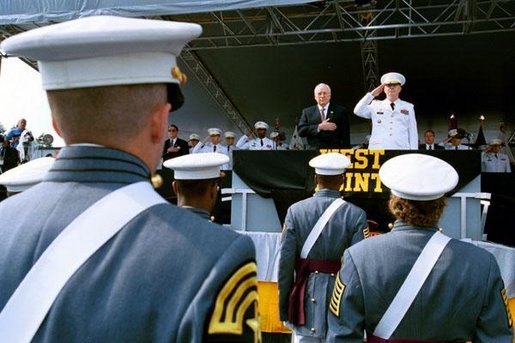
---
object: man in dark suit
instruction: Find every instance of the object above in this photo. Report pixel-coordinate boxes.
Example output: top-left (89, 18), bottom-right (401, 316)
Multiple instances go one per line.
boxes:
top-left (298, 83), bottom-right (350, 150)
top-left (162, 124), bottom-right (189, 161)
top-left (419, 129), bottom-right (444, 150)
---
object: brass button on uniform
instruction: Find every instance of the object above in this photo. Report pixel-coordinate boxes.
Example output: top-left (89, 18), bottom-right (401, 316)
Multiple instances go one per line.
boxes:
top-left (311, 297), bottom-right (316, 303)
top-left (330, 273), bottom-right (335, 277)
top-left (310, 328), bottom-right (316, 333)
top-left (315, 270), bottom-right (319, 274)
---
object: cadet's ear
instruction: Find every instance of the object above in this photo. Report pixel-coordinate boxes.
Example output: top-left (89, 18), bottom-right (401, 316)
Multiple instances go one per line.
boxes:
top-left (148, 102), bottom-right (171, 144)
top-left (51, 115), bottom-right (63, 138)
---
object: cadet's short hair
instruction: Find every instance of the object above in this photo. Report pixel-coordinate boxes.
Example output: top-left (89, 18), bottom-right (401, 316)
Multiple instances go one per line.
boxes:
top-left (388, 195), bottom-right (446, 227)
top-left (175, 177), bottom-right (221, 199)
top-left (47, 84), bottom-right (167, 143)
top-left (316, 174), bottom-right (343, 190)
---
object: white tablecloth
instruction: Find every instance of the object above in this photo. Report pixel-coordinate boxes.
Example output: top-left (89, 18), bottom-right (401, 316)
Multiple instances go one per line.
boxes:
top-left (462, 239), bottom-right (515, 298)
top-left (240, 231), bottom-right (282, 282)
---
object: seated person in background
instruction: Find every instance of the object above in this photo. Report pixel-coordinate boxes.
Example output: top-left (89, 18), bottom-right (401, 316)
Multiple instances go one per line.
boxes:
top-left (0, 135), bottom-right (20, 173)
top-left (482, 138), bottom-right (511, 173)
top-left (327, 153), bottom-right (512, 342)
top-left (271, 131), bottom-right (289, 150)
top-left (192, 128), bottom-right (229, 156)
top-left (188, 133), bottom-right (200, 153)
top-left (443, 128), bottom-right (471, 150)
top-left (419, 129), bottom-right (444, 150)
top-left (162, 124), bottom-right (189, 162)
top-left (164, 152), bottom-right (229, 220)
top-left (236, 121), bottom-right (274, 150)
top-left (5, 118), bottom-right (27, 149)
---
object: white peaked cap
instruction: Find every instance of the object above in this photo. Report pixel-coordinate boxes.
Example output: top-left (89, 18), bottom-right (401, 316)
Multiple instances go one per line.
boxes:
top-left (208, 128), bottom-right (222, 136)
top-left (163, 153), bottom-right (229, 180)
top-left (224, 132), bottom-right (236, 138)
top-left (379, 154), bottom-right (459, 201)
top-left (309, 153), bottom-right (351, 176)
top-left (254, 121), bottom-right (269, 130)
top-left (189, 133), bottom-right (200, 141)
top-left (0, 157), bottom-right (55, 193)
top-left (0, 16), bottom-right (202, 111)
top-left (381, 72), bottom-right (406, 86)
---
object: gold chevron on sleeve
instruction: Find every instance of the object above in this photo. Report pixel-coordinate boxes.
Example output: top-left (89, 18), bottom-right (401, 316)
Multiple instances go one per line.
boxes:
top-left (501, 288), bottom-right (513, 328)
top-left (329, 272), bottom-right (346, 317)
top-left (363, 226), bottom-right (370, 239)
top-left (208, 262), bottom-right (260, 336)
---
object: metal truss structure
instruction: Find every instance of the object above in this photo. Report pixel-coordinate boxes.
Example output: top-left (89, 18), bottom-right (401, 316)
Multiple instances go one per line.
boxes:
top-left (180, 50), bottom-right (253, 133)
top-left (159, 0), bottom-right (515, 50)
top-left (1, 0), bottom-right (514, 129)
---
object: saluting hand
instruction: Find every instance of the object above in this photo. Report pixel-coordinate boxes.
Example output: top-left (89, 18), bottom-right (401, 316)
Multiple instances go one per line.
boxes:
top-left (371, 83), bottom-right (385, 97)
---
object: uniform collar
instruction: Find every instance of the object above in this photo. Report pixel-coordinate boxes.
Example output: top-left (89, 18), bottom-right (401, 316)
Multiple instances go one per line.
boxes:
top-left (390, 220), bottom-right (439, 233)
top-left (184, 206), bottom-right (211, 220)
top-left (45, 145), bottom-right (150, 184)
top-left (313, 188), bottom-right (342, 199)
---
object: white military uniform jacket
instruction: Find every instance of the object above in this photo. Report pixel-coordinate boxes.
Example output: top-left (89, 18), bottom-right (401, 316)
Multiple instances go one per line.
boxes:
top-left (236, 135), bottom-right (274, 150)
top-left (482, 152), bottom-right (512, 172)
top-left (222, 144), bottom-right (238, 170)
top-left (444, 143), bottom-right (471, 150)
top-left (192, 142), bottom-right (229, 156)
top-left (354, 93), bottom-right (418, 150)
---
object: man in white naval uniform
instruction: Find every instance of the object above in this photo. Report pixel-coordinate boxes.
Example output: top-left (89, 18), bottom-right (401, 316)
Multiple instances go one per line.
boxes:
top-left (443, 128), bottom-right (471, 150)
top-left (236, 121), bottom-right (274, 150)
top-left (192, 128), bottom-right (229, 157)
top-left (354, 72), bottom-right (418, 150)
top-left (482, 138), bottom-right (512, 173)
top-left (222, 131), bottom-right (238, 170)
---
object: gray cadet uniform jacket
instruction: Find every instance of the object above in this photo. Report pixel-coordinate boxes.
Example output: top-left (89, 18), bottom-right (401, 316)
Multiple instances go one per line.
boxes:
top-left (327, 222), bottom-right (513, 342)
top-left (0, 146), bottom-right (260, 343)
top-left (278, 189), bottom-right (368, 338)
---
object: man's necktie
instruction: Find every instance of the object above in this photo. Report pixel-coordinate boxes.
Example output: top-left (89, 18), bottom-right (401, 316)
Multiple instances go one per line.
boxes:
top-left (320, 107), bottom-right (325, 121)
top-left (260, 139), bottom-right (263, 147)
top-left (390, 103), bottom-right (395, 111)
top-left (213, 145), bottom-right (216, 152)
top-left (495, 153), bottom-right (498, 158)
top-left (428, 145), bottom-right (432, 150)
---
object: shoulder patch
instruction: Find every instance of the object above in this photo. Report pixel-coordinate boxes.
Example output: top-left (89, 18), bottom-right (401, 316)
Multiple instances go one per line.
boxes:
top-left (329, 272), bottom-right (346, 318)
top-left (363, 226), bottom-right (370, 239)
top-left (208, 261), bottom-right (261, 341)
top-left (501, 288), bottom-right (513, 328)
